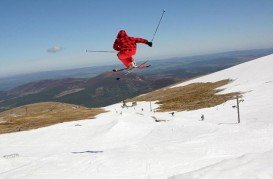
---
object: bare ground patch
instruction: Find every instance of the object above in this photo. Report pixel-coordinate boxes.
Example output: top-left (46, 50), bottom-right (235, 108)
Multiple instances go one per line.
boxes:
top-left (55, 88), bottom-right (85, 98)
top-left (0, 102), bottom-right (104, 134)
top-left (131, 79), bottom-right (240, 112)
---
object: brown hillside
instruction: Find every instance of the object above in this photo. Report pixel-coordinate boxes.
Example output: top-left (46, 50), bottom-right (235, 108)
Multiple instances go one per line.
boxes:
top-left (131, 79), bottom-right (240, 112)
top-left (0, 102), bottom-right (104, 134)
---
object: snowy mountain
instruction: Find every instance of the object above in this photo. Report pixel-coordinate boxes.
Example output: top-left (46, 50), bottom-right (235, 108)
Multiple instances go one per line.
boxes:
top-left (1, 54), bottom-right (273, 178)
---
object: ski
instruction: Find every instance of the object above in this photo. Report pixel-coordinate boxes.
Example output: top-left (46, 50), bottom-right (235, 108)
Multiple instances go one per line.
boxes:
top-left (124, 64), bottom-right (150, 75)
top-left (113, 60), bottom-right (149, 73)
top-left (113, 61), bottom-right (150, 80)
top-left (112, 67), bottom-right (127, 72)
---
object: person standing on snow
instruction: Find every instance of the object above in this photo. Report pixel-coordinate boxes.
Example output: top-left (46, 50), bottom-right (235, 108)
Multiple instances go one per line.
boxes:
top-left (113, 30), bottom-right (153, 69)
top-left (201, 114), bottom-right (205, 121)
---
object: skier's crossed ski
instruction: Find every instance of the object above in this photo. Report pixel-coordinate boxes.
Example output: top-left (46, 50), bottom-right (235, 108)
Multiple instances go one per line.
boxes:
top-left (113, 60), bottom-right (150, 80)
top-left (113, 60), bottom-right (149, 72)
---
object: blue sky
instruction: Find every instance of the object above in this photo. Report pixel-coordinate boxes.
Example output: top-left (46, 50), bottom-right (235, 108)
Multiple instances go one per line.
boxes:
top-left (1, 0), bottom-right (273, 77)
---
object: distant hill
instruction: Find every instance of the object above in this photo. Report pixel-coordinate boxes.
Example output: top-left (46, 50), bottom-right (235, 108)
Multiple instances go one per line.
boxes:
top-left (1, 48), bottom-right (273, 112)
top-left (138, 48), bottom-right (273, 78)
top-left (0, 72), bottom-right (177, 112)
top-left (1, 48), bottom-right (273, 91)
top-left (0, 65), bottom-right (115, 91)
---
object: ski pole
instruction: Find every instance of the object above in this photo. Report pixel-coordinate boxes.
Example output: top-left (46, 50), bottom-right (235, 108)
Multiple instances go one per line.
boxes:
top-left (151, 10), bottom-right (165, 43)
top-left (86, 50), bottom-right (116, 53)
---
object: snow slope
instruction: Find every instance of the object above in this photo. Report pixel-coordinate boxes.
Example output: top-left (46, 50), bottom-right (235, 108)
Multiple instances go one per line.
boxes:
top-left (1, 54), bottom-right (273, 179)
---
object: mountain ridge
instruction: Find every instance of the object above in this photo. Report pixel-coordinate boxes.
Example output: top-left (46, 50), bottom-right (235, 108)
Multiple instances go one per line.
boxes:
top-left (0, 72), bottom-right (177, 112)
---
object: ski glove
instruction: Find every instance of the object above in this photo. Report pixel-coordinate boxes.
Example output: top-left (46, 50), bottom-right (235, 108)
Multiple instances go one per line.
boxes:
top-left (147, 42), bottom-right (153, 47)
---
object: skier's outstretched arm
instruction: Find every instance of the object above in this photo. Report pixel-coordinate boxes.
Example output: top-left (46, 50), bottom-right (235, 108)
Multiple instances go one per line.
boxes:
top-left (134, 37), bottom-right (153, 47)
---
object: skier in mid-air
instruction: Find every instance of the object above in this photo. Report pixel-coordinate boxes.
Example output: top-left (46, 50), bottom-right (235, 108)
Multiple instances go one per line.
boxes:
top-left (113, 30), bottom-right (153, 69)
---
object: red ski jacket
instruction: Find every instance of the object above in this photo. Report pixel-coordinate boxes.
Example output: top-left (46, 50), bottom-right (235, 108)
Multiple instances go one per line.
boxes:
top-left (113, 30), bottom-right (149, 51)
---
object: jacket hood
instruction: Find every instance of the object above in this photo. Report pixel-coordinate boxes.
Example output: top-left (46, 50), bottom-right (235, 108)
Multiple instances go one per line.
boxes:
top-left (117, 30), bottom-right (128, 38)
